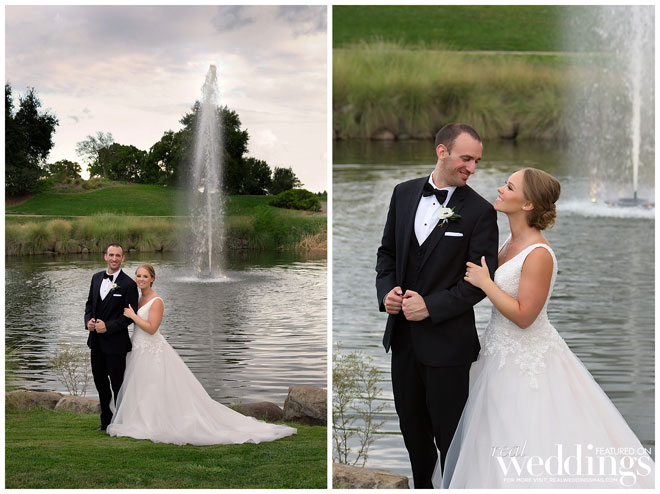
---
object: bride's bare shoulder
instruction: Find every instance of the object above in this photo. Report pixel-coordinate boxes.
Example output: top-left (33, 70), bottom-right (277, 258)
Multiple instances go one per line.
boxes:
top-left (523, 245), bottom-right (554, 273)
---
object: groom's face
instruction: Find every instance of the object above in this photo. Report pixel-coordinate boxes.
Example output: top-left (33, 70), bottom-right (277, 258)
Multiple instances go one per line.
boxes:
top-left (436, 133), bottom-right (482, 187)
top-left (104, 246), bottom-right (125, 272)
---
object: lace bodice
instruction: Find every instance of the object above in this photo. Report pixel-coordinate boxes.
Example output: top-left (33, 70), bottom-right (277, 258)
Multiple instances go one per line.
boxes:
top-left (131, 296), bottom-right (166, 360)
top-left (480, 239), bottom-right (564, 388)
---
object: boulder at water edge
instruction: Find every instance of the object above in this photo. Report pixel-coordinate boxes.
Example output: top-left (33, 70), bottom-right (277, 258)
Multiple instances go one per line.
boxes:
top-left (54, 396), bottom-right (101, 414)
top-left (5, 390), bottom-right (63, 410)
top-left (333, 463), bottom-right (410, 489)
top-left (236, 401), bottom-right (284, 421)
top-left (282, 385), bottom-right (326, 426)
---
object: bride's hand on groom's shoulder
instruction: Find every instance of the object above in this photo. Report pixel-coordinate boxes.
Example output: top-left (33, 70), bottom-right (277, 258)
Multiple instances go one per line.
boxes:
top-left (465, 257), bottom-right (491, 289)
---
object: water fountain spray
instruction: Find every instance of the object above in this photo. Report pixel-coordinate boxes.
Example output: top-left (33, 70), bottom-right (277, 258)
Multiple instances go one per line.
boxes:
top-left (188, 65), bottom-right (224, 277)
top-left (566, 6), bottom-right (654, 209)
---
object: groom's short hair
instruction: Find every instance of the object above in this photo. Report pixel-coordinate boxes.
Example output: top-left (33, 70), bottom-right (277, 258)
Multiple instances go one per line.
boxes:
top-left (105, 243), bottom-right (124, 255)
top-left (435, 123), bottom-right (481, 152)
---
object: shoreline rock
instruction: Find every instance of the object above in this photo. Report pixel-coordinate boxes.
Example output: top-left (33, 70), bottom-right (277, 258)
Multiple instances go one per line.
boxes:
top-left (333, 463), bottom-right (410, 489)
top-left (7, 389), bottom-right (330, 428)
top-left (54, 395), bottom-right (101, 414)
top-left (236, 401), bottom-right (284, 421)
top-left (283, 385), bottom-right (327, 426)
top-left (6, 390), bottom-right (63, 410)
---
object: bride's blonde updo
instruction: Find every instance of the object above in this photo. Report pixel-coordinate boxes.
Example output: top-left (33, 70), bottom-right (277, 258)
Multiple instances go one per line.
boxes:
top-left (137, 263), bottom-right (156, 286)
top-left (521, 168), bottom-right (561, 230)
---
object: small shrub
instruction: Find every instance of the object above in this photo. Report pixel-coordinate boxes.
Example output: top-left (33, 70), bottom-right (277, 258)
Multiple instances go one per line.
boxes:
top-left (269, 189), bottom-right (322, 212)
top-left (333, 347), bottom-right (385, 466)
top-left (48, 344), bottom-right (91, 397)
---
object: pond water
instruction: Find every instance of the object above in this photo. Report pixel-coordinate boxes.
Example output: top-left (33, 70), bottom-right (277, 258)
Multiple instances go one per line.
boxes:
top-left (6, 250), bottom-right (327, 408)
top-left (333, 139), bottom-right (654, 478)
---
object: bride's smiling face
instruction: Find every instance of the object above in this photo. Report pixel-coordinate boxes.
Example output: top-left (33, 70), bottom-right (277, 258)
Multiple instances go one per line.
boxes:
top-left (495, 170), bottom-right (530, 213)
top-left (135, 267), bottom-right (154, 290)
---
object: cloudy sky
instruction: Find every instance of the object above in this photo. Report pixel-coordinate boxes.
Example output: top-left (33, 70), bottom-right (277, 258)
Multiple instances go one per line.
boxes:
top-left (5, 5), bottom-right (327, 192)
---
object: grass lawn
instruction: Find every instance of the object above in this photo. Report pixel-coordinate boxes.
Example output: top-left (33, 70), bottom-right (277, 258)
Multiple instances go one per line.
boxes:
top-left (5, 184), bottom-right (282, 217)
top-left (5, 185), bottom-right (326, 255)
top-left (333, 5), bottom-right (597, 52)
top-left (6, 408), bottom-right (326, 489)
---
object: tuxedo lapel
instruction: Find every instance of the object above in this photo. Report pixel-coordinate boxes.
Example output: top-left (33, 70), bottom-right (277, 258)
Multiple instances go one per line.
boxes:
top-left (398, 178), bottom-right (427, 284)
top-left (419, 185), bottom-right (469, 270)
top-left (92, 272), bottom-right (102, 319)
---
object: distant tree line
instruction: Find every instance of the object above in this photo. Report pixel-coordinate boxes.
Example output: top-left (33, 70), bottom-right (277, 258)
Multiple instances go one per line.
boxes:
top-left (5, 83), bottom-right (303, 196)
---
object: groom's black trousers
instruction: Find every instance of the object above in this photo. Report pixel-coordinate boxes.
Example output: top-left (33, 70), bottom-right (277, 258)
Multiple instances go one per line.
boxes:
top-left (391, 319), bottom-right (470, 489)
top-left (90, 347), bottom-right (126, 426)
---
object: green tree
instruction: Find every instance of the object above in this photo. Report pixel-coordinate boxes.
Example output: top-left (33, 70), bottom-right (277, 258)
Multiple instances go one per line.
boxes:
top-left (145, 130), bottom-right (189, 185)
top-left (269, 166), bottom-right (302, 195)
top-left (242, 157), bottom-right (272, 194)
top-left (179, 102), bottom-right (249, 194)
top-left (101, 143), bottom-right (148, 182)
top-left (46, 159), bottom-right (82, 180)
top-left (75, 131), bottom-right (114, 177)
top-left (5, 83), bottom-right (59, 195)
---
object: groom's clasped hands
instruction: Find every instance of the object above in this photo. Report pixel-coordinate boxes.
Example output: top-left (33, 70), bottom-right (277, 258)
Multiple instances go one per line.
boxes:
top-left (384, 287), bottom-right (429, 321)
top-left (86, 318), bottom-right (107, 333)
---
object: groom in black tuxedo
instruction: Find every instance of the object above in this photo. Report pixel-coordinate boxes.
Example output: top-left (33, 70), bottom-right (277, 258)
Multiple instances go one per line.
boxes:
top-left (376, 123), bottom-right (499, 488)
top-left (84, 243), bottom-right (138, 430)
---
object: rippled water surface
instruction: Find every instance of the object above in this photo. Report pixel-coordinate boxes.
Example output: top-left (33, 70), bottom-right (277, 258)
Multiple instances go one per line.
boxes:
top-left (6, 250), bottom-right (327, 408)
top-left (333, 140), bottom-right (654, 478)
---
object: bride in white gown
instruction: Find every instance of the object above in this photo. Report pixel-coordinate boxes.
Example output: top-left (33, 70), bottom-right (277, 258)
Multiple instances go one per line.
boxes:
top-left (439, 168), bottom-right (654, 488)
top-left (106, 264), bottom-right (296, 445)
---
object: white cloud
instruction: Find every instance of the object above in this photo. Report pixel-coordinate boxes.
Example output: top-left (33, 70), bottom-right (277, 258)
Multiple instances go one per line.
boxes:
top-left (5, 5), bottom-right (327, 192)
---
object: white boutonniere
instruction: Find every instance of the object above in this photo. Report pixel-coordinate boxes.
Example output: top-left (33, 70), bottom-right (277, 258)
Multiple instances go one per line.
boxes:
top-left (436, 207), bottom-right (461, 227)
top-left (110, 282), bottom-right (120, 292)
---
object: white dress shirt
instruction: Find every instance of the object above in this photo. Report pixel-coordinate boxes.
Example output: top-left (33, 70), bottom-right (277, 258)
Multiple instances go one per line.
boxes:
top-left (100, 269), bottom-right (122, 301)
top-left (414, 175), bottom-right (456, 245)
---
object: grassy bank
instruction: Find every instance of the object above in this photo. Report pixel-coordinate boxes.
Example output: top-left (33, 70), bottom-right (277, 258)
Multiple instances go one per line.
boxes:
top-left (334, 5), bottom-right (574, 51)
top-left (6, 408), bottom-right (326, 488)
top-left (333, 5), bottom-right (604, 52)
top-left (6, 184), bottom-right (292, 217)
top-left (5, 186), bottom-right (326, 255)
top-left (332, 6), bottom-right (616, 141)
top-left (333, 43), bottom-right (613, 141)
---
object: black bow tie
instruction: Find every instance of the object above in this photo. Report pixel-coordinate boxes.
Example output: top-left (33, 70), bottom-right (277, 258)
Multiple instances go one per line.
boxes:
top-left (103, 273), bottom-right (115, 282)
top-left (422, 182), bottom-right (448, 204)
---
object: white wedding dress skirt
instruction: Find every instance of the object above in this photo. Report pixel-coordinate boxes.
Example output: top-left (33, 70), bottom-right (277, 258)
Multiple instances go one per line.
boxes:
top-left (439, 242), bottom-right (654, 489)
top-left (107, 297), bottom-right (296, 446)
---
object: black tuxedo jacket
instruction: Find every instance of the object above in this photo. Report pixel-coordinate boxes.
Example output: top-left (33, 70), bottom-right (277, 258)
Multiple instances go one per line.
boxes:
top-left (84, 269), bottom-right (138, 355)
top-left (376, 177), bottom-right (499, 367)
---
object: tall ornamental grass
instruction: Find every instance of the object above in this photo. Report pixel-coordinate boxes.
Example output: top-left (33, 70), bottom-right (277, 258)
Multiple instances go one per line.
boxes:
top-left (333, 42), bottom-right (603, 141)
top-left (6, 211), bottom-right (326, 255)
